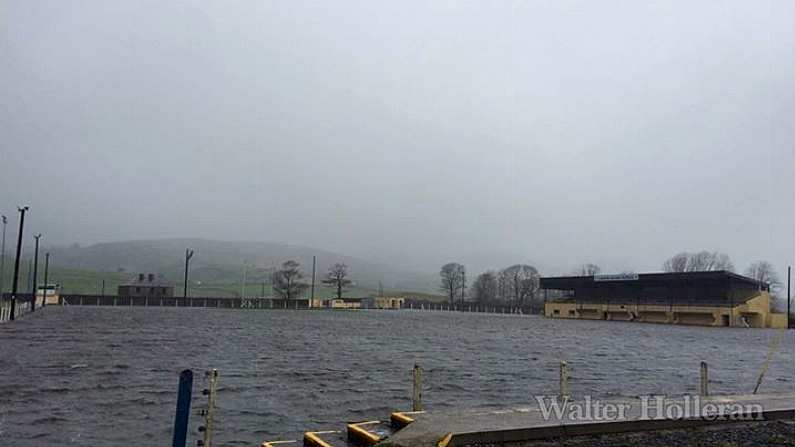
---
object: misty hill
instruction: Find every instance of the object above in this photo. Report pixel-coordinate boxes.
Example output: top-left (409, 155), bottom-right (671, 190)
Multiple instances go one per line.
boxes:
top-left (44, 239), bottom-right (437, 293)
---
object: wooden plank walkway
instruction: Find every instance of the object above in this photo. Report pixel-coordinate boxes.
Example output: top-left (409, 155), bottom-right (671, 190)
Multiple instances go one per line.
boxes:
top-left (385, 393), bottom-right (795, 446)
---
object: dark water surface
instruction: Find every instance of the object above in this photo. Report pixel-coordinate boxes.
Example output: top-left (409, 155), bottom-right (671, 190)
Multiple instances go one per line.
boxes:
top-left (1, 307), bottom-right (793, 446)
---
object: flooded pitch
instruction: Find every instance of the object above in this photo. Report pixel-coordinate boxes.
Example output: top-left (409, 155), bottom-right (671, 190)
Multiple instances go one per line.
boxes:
top-left (0, 307), bottom-right (793, 446)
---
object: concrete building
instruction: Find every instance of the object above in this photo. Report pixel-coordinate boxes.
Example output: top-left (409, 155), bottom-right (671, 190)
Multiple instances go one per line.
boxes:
top-left (362, 296), bottom-right (404, 309)
top-left (36, 284), bottom-right (61, 305)
top-left (542, 271), bottom-right (787, 328)
top-left (324, 298), bottom-right (362, 309)
top-left (118, 273), bottom-right (174, 298)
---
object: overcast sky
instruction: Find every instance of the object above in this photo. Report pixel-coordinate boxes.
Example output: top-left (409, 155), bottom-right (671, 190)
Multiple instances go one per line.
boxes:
top-left (1, 1), bottom-right (793, 275)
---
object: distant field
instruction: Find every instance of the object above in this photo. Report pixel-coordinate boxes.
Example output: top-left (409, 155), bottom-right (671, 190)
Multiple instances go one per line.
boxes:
top-left (189, 281), bottom-right (378, 299)
top-left (0, 264), bottom-right (128, 296)
top-left (0, 264), bottom-right (445, 301)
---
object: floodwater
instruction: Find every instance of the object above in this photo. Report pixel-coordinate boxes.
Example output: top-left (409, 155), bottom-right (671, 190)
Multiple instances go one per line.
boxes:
top-left (0, 307), bottom-right (793, 446)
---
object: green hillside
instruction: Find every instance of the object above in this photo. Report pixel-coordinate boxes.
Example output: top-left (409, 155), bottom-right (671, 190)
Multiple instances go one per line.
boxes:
top-left (0, 262), bottom-right (445, 301)
top-left (36, 238), bottom-right (437, 293)
top-left (0, 264), bottom-right (127, 296)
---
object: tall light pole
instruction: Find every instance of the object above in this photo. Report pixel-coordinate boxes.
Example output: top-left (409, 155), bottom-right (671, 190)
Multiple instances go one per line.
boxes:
top-left (183, 248), bottom-right (194, 299)
top-left (0, 215), bottom-right (6, 299)
top-left (10, 206), bottom-right (28, 320)
top-left (310, 256), bottom-right (316, 302)
top-left (31, 233), bottom-right (41, 312)
top-left (241, 262), bottom-right (248, 298)
top-left (788, 266), bottom-right (791, 330)
top-left (42, 253), bottom-right (49, 308)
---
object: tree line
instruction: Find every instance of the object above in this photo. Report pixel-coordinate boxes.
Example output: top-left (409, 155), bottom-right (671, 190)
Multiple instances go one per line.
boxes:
top-left (440, 262), bottom-right (542, 307)
top-left (661, 250), bottom-right (781, 288)
top-left (440, 251), bottom-right (786, 309)
top-left (271, 251), bottom-right (784, 308)
top-left (271, 260), bottom-right (352, 300)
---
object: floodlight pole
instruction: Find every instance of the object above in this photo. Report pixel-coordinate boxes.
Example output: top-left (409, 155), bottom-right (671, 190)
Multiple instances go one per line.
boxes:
top-left (31, 233), bottom-right (41, 312)
top-left (311, 256), bottom-right (316, 302)
top-left (241, 264), bottom-right (247, 298)
top-left (42, 253), bottom-right (49, 308)
top-left (0, 215), bottom-right (6, 299)
top-left (10, 206), bottom-right (28, 320)
top-left (788, 266), bottom-right (791, 330)
top-left (183, 249), bottom-right (194, 299)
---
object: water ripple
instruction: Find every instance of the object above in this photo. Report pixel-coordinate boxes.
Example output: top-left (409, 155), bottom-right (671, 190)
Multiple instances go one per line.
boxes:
top-left (1, 307), bottom-right (793, 446)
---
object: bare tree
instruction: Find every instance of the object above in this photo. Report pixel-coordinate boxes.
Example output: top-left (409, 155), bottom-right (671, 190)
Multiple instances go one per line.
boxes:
top-left (745, 261), bottom-right (781, 289)
top-left (273, 260), bottom-right (308, 300)
top-left (663, 251), bottom-right (734, 272)
top-left (323, 263), bottom-right (352, 299)
top-left (576, 263), bottom-right (601, 276)
top-left (470, 271), bottom-right (498, 304)
top-left (687, 251), bottom-right (734, 272)
top-left (439, 262), bottom-right (465, 307)
top-left (497, 271), bottom-right (511, 304)
top-left (712, 253), bottom-right (735, 272)
top-left (663, 252), bottom-right (690, 272)
top-left (686, 251), bottom-right (712, 271)
top-left (457, 264), bottom-right (466, 306)
top-left (501, 264), bottom-right (539, 307)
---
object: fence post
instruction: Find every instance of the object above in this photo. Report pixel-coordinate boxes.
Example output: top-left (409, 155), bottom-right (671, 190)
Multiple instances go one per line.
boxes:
top-left (412, 364), bottom-right (423, 412)
top-left (172, 369), bottom-right (193, 447)
top-left (199, 369), bottom-right (219, 447)
top-left (699, 361), bottom-right (709, 396)
top-left (559, 361), bottom-right (570, 400)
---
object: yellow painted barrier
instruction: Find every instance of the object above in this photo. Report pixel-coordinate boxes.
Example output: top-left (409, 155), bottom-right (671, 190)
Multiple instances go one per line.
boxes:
top-left (389, 411), bottom-right (425, 429)
top-left (437, 432), bottom-right (453, 447)
top-left (261, 441), bottom-right (297, 447)
top-left (302, 431), bottom-right (338, 447)
top-left (346, 421), bottom-right (383, 445)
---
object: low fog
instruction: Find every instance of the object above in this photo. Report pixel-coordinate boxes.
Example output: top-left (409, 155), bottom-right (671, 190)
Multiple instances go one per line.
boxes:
top-left (1, 1), bottom-right (793, 276)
